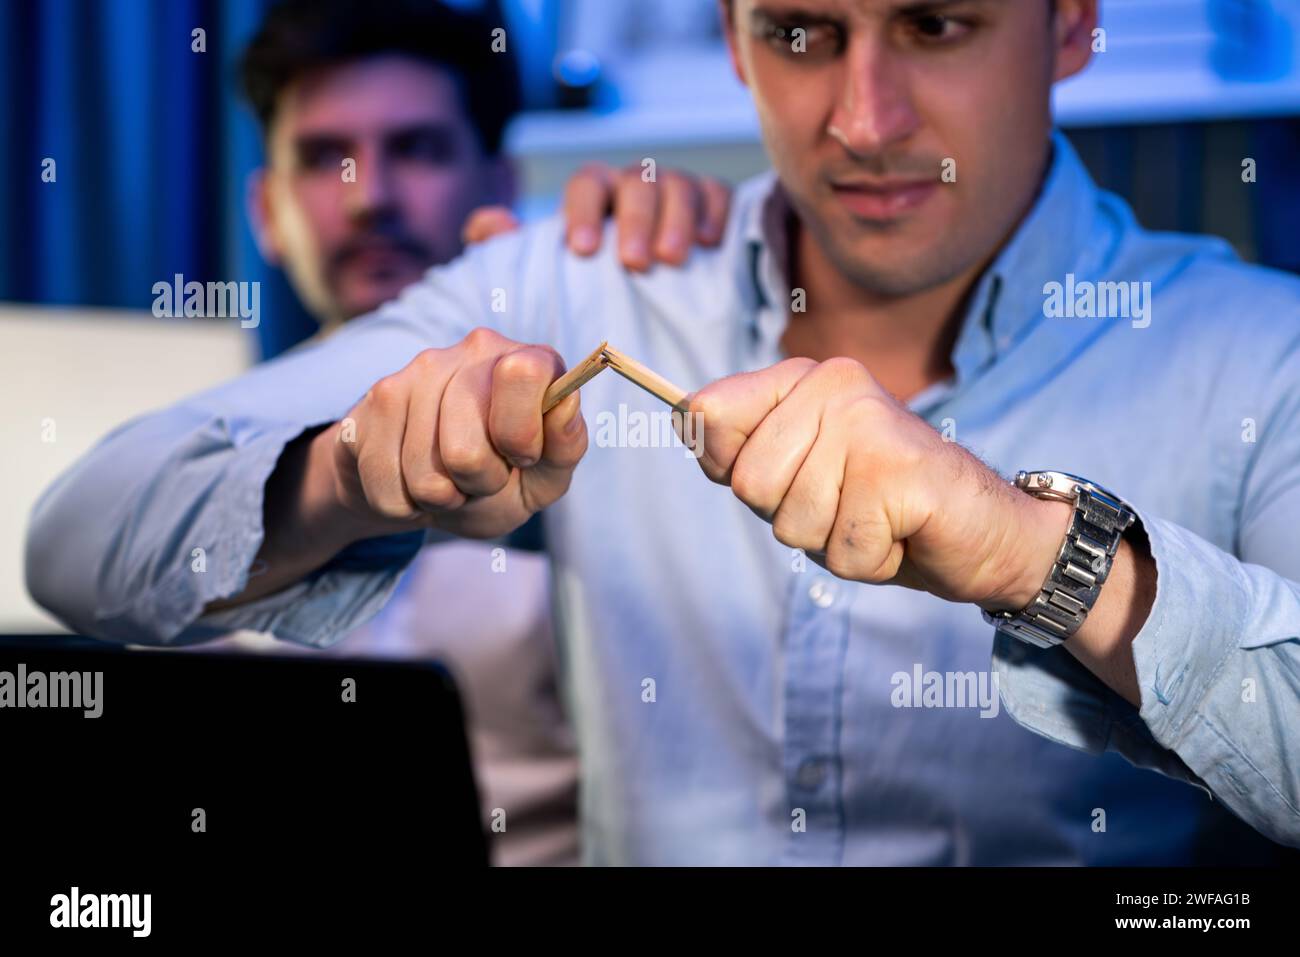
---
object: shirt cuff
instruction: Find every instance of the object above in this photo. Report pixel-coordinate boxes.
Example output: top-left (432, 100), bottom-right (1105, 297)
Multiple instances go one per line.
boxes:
top-left (189, 532), bottom-right (425, 648)
top-left (97, 416), bottom-right (424, 648)
top-left (991, 501), bottom-right (1215, 794)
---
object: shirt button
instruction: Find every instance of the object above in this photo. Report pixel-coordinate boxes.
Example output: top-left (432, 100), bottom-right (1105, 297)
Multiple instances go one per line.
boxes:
top-left (808, 577), bottom-right (839, 608)
top-left (796, 757), bottom-right (829, 790)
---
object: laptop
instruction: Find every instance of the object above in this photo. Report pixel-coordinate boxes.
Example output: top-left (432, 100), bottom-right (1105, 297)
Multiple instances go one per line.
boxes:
top-left (0, 637), bottom-right (489, 874)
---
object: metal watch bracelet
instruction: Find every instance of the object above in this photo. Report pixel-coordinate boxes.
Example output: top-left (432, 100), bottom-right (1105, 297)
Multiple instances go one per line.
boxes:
top-left (982, 470), bottom-right (1137, 649)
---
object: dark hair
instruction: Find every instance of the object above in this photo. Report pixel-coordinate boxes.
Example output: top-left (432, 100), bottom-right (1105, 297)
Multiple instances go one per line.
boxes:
top-left (238, 0), bottom-right (521, 156)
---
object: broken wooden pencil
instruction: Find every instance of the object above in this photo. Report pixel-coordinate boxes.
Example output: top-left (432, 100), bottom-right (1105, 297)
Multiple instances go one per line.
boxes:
top-left (540, 341), bottom-right (692, 417)
top-left (599, 345), bottom-right (692, 416)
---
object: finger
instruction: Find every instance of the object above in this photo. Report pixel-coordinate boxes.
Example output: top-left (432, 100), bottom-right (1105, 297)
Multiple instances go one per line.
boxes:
top-left (689, 357), bottom-right (817, 484)
top-left (461, 205), bottom-right (520, 246)
top-left (728, 375), bottom-right (825, 522)
top-left (488, 345), bottom-right (566, 467)
top-left (769, 417), bottom-right (845, 553)
top-left (651, 174), bottom-right (699, 266)
top-left (562, 162), bottom-right (615, 256)
top-left (825, 488), bottom-right (907, 585)
top-left (696, 177), bottom-right (732, 246)
top-left (614, 171), bottom-right (658, 271)
top-left (519, 390), bottom-right (589, 513)
top-left (438, 355), bottom-right (514, 498)
top-left (353, 377), bottom-right (420, 520)
top-left (400, 353), bottom-right (467, 513)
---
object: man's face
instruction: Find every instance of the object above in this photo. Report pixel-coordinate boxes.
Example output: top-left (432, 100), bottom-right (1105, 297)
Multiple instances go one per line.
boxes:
top-left (253, 54), bottom-right (510, 324)
top-left (724, 0), bottom-right (1095, 297)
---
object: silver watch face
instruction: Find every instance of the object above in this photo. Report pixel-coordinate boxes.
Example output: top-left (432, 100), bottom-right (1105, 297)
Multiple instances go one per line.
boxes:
top-left (1014, 469), bottom-right (1125, 509)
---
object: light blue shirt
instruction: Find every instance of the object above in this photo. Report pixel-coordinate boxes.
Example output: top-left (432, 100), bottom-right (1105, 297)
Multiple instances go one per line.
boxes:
top-left (27, 132), bottom-right (1300, 862)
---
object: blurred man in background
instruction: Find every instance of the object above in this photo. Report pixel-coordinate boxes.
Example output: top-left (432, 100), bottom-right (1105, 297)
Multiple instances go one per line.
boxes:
top-left (229, 0), bottom-right (728, 864)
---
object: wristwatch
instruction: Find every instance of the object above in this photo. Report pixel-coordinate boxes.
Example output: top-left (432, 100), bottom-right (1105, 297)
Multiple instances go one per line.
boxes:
top-left (981, 470), bottom-right (1137, 649)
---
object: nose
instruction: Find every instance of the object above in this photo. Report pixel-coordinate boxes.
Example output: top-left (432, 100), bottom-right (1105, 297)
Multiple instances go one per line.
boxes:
top-left (826, 34), bottom-right (921, 158)
top-left (344, 144), bottom-right (397, 222)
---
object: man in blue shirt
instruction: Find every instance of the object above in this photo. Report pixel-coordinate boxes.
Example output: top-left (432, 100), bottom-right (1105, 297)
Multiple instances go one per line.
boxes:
top-left (27, 0), bottom-right (1300, 862)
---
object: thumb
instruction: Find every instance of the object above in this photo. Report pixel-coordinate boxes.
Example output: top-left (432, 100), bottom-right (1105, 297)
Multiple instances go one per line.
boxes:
top-left (518, 391), bottom-right (588, 511)
top-left (689, 357), bottom-right (816, 483)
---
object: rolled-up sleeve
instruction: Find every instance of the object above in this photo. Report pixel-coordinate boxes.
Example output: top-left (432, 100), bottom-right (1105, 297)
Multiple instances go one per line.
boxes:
top-left (993, 332), bottom-right (1300, 848)
top-left (25, 223), bottom-right (559, 647)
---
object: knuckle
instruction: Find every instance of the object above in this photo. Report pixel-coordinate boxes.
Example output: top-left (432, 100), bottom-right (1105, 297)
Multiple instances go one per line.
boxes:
top-left (729, 458), bottom-right (769, 508)
top-left (823, 550), bottom-right (853, 581)
top-left (366, 374), bottom-right (403, 408)
top-left (369, 500), bottom-right (409, 522)
top-left (406, 472), bottom-right (462, 511)
top-left (462, 326), bottom-right (503, 353)
top-left (778, 356), bottom-right (819, 380)
top-left (493, 349), bottom-right (533, 381)
top-left (440, 438), bottom-right (494, 478)
top-left (496, 346), bottom-right (553, 382)
top-left (823, 538), bottom-right (865, 581)
top-left (363, 486), bottom-right (414, 523)
top-left (846, 394), bottom-right (905, 442)
top-left (817, 355), bottom-right (869, 384)
top-left (356, 458), bottom-right (407, 519)
top-left (688, 388), bottom-right (724, 424)
top-left (770, 515), bottom-right (811, 551)
top-left (410, 348), bottom-right (445, 375)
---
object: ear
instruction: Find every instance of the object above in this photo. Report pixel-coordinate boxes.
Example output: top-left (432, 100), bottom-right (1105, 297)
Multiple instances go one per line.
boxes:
top-left (245, 168), bottom-right (282, 264)
top-left (1052, 0), bottom-right (1099, 83)
top-left (718, 0), bottom-right (749, 88)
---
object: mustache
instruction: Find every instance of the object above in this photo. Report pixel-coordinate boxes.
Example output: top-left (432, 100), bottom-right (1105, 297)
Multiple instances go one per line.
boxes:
top-left (330, 229), bottom-right (432, 271)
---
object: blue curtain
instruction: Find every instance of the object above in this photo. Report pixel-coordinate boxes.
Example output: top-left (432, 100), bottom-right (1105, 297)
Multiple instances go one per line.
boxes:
top-left (0, 0), bottom-right (316, 358)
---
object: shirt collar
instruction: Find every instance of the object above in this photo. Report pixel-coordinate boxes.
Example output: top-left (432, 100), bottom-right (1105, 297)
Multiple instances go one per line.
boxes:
top-left (743, 130), bottom-right (1100, 387)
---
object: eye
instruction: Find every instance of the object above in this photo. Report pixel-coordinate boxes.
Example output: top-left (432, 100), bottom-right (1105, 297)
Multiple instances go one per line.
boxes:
top-left (390, 128), bottom-right (457, 165)
top-left (753, 14), bottom-right (845, 59)
top-left (295, 140), bottom-right (349, 172)
top-left (907, 13), bottom-right (973, 44)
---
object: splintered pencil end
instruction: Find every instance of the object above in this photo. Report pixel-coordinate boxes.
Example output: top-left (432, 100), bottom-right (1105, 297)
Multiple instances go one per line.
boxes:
top-left (541, 340), bottom-right (612, 413)
top-left (542, 340), bottom-right (691, 416)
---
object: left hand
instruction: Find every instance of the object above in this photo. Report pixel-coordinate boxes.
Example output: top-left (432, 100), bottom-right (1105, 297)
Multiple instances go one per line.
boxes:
top-left (685, 356), bottom-right (1071, 610)
top-left (461, 163), bottom-right (731, 271)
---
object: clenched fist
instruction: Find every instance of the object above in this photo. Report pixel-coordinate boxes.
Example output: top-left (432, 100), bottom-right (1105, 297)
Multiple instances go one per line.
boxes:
top-left (326, 327), bottom-right (589, 541)
top-left (684, 356), bottom-right (1072, 612)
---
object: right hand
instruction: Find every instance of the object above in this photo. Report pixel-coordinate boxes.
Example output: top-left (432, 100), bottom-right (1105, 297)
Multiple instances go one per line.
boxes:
top-left (322, 327), bottom-right (588, 542)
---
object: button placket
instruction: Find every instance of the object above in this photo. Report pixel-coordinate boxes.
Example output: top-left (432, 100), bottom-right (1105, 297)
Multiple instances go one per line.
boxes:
top-left (781, 573), bottom-right (850, 864)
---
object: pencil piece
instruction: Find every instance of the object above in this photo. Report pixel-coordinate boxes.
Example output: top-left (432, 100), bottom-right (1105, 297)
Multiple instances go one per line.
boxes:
top-left (600, 345), bottom-right (692, 415)
top-left (541, 340), bottom-right (609, 413)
